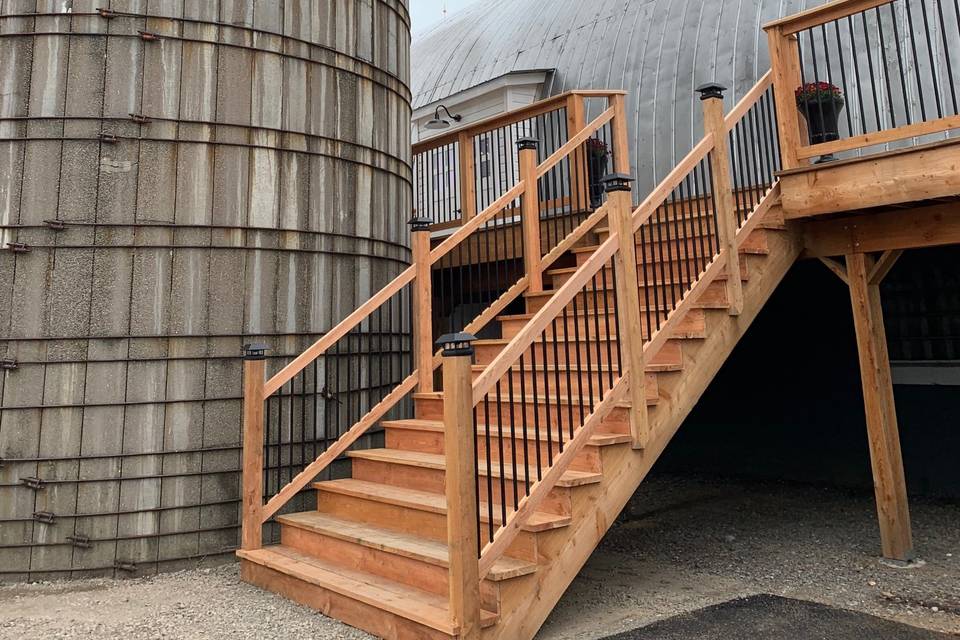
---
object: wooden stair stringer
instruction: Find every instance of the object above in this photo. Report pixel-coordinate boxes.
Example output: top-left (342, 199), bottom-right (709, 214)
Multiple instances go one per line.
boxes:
top-left (485, 226), bottom-right (802, 640)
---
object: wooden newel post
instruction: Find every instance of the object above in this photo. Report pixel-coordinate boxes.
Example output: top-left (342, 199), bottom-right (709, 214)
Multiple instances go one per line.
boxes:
top-left (697, 83), bottom-right (744, 316)
top-left (411, 216), bottom-right (435, 393)
top-left (517, 137), bottom-right (543, 294)
top-left (602, 175), bottom-right (650, 449)
top-left (438, 332), bottom-right (481, 640)
top-left (765, 26), bottom-right (807, 171)
top-left (241, 342), bottom-right (267, 551)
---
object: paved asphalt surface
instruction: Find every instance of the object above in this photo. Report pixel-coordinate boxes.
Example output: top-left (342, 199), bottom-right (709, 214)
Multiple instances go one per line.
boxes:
top-left (601, 595), bottom-right (958, 640)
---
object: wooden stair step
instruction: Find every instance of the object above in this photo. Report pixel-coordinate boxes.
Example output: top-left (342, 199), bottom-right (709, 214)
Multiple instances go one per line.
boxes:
top-left (346, 449), bottom-right (602, 487)
top-left (238, 546), bottom-right (498, 635)
top-left (278, 512), bottom-right (536, 581)
top-left (383, 418), bottom-right (633, 447)
top-left (313, 478), bottom-right (571, 533)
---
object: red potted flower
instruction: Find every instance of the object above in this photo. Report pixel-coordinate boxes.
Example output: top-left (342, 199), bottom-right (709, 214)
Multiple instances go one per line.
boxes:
top-left (795, 81), bottom-right (845, 163)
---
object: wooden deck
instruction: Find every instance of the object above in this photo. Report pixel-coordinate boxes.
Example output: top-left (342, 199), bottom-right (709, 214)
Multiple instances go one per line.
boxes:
top-left (778, 139), bottom-right (960, 219)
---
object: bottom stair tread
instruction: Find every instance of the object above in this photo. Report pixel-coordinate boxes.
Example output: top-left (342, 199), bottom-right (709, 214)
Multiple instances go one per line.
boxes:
top-left (278, 511), bottom-right (536, 580)
top-left (238, 545), bottom-right (498, 634)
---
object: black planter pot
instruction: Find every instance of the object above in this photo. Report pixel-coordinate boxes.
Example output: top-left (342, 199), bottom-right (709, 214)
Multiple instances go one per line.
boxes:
top-left (798, 97), bottom-right (845, 163)
top-left (587, 153), bottom-right (609, 208)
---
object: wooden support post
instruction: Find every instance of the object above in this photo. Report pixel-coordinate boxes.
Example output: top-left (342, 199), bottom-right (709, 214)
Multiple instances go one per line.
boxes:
top-left (411, 216), bottom-right (434, 393)
top-left (458, 132), bottom-right (477, 222)
top-left (697, 83), bottom-right (744, 316)
top-left (241, 343), bottom-right (267, 551)
top-left (845, 252), bottom-right (915, 562)
top-left (566, 94), bottom-right (588, 212)
top-left (610, 94), bottom-right (631, 175)
top-left (766, 27), bottom-right (807, 170)
top-left (518, 137), bottom-right (543, 294)
top-left (604, 176), bottom-right (649, 449)
top-left (438, 333), bottom-right (481, 640)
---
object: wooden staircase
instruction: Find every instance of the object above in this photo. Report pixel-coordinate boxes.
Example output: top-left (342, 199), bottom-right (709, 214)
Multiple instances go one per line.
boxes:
top-left (236, 76), bottom-right (790, 638)
top-left (233, 0), bottom-right (960, 634)
top-left (238, 210), bottom-right (798, 639)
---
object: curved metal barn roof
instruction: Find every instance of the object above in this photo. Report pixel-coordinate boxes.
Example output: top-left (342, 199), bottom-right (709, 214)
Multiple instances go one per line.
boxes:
top-left (412, 0), bottom-right (831, 191)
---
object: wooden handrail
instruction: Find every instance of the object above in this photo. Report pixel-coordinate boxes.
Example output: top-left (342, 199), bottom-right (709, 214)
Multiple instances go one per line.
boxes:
top-left (429, 182), bottom-right (526, 264)
top-left (763, 0), bottom-right (892, 35)
top-left (723, 70), bottom-right (774, 133)
top-left (264, 265), bottom-right (416, 396)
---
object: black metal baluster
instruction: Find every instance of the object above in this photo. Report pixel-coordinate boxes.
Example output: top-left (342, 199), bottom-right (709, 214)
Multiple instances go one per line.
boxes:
top-left (680, 174), bottom-right (701, 281)
top-left (690, 162), bottom-right (710, 271)
top-left (589, 273), bottom-right (606, 396)
top-left (561, 305), bottom-right (576, 439)
top-left (569, 289), bottom-right (588, 417)
top-left (551, 318), bottom-right (565, 453)
top-left (494, 381), bottom-right (507, 529)
top-left (748, 107), bottom-right (766, 214)
top-left (637, 224), bottom-right (654, 339)
top-left (540, 331), bottom-right (554, 467)
top-left (518, 355), bottom-right (531, 497)
top-left (602, 264), bottom-right (617, 388)
top-left (506, 366), bottom-right (519, 508)
top-left (529, 335), bottom-right (543, 480)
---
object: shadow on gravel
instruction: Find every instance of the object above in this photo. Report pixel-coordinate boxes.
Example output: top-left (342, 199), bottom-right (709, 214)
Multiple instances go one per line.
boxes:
top-left (600, 595), bottom-right (956, 639)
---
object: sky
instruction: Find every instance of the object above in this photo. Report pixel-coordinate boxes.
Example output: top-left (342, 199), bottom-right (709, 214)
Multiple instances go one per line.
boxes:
top-left (409, 0), bottom-right (476, 35)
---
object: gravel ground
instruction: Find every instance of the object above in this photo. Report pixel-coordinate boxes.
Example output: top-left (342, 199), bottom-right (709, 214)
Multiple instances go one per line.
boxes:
top-left (539, 473), bottom-right (960, 639)
top-left (0, 473), bottom-right (957, 640)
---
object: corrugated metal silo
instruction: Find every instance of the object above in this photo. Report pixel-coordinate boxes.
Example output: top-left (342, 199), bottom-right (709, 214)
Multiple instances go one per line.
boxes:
top-left (0, 0), bottom-right (411, 580)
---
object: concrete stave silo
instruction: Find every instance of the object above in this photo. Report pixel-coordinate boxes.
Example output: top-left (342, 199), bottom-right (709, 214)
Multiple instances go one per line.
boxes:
top-left (0, 0), bottom-right (411, 580)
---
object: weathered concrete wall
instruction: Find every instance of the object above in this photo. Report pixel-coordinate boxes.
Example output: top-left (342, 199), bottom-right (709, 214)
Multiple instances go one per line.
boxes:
top-left (0, 0), bottom-right (412, 580)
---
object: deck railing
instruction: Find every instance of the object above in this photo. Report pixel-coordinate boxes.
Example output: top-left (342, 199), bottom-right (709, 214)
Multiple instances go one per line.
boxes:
top-left (417, 92), bottom-right (622, 361)
top-left (413, 91), bottom-right (615, 237)
top-left (766, 0), bottom-right (960, 168)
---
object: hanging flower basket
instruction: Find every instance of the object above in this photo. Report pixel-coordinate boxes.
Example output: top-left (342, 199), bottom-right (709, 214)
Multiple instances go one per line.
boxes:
top-left (586, 138), bottom-right (610, 208)
top-left (795, 82), bottom-right (845, 163)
